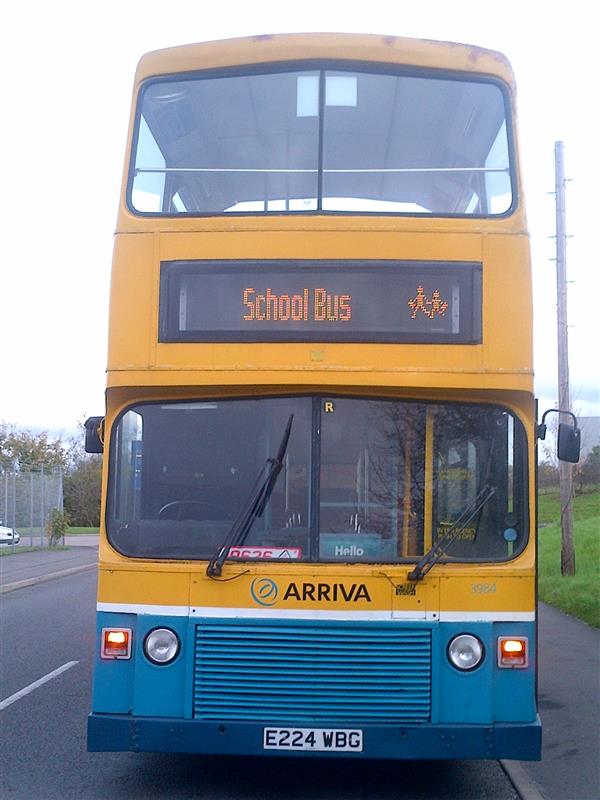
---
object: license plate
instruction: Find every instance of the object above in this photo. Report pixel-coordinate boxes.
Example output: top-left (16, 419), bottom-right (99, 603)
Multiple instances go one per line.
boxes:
top-left (263, 727), bottom-right (363, 752)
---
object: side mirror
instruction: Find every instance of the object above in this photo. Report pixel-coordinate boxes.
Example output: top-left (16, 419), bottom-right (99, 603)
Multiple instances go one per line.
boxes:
top-left (538, 408), bottom-right (580, 464)
top-left (85, 416), bottom-right (105, 454)
top-left (557, 422), bottom-right (581, 464)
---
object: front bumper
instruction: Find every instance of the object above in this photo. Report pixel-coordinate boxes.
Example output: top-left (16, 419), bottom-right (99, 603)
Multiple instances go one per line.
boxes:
top-left (88, 713), bottom-right (541, 760)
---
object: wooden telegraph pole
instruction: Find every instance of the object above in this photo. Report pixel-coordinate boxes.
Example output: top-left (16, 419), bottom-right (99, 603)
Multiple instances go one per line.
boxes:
top-left (554, 141), bottom-right (575, 575)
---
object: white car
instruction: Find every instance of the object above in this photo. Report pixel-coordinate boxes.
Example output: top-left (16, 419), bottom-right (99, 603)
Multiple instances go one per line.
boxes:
top-left (0, 524), bottom-right (20, 545)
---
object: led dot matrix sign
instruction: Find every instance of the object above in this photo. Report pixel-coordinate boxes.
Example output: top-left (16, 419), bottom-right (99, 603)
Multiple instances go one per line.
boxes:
top-left (159, 260), bottom-right (481, 344)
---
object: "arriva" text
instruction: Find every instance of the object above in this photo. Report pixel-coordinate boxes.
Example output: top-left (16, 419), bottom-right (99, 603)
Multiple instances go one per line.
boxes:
top-left (283, 582), bottom-right (371, 602)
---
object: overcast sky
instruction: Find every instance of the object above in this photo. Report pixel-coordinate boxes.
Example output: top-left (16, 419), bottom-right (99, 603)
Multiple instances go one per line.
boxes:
top-left (2, 0), bottom-right (598, 434)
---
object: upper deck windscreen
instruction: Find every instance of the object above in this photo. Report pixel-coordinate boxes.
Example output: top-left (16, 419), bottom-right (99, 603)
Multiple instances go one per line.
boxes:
top-left (129, 66), bottom-right (513, 217)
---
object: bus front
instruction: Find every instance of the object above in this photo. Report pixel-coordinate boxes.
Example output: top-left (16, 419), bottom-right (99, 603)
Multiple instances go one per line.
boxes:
top-left (88, 34), bottom-right (540, 761)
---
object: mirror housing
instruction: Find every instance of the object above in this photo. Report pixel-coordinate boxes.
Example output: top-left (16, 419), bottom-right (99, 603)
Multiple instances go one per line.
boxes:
top-left (538, 408), bottom-right (580, 464)
top-left (557, 422), bottom-right (581, 464)
top-left (85, 416), bottom-right (105, 454)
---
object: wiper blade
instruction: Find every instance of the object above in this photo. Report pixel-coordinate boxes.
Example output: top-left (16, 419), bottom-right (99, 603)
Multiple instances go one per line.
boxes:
top-left (407, 485), bottom-right (496, 582)
top-left (206, 414), bottom-right (294, 578)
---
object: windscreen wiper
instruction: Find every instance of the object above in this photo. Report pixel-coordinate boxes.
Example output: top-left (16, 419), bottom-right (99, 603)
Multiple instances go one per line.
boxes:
top-left (206, 414), bottom-right (294, 578)
top-left (407, 485), bottom-right (497, 582)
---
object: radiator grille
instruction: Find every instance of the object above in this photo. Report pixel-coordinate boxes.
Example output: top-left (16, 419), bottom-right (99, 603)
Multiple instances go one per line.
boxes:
top-left (193, 621), bottom-right (431, 723)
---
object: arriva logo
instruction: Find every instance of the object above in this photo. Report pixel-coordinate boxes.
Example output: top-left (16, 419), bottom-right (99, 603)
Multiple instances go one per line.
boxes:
top-left (250, 577), bottom-right (279, 606)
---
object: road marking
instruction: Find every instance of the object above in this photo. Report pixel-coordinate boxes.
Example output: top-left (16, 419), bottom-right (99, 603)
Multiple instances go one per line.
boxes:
top-left (0, 661), bottom-right (79, 711)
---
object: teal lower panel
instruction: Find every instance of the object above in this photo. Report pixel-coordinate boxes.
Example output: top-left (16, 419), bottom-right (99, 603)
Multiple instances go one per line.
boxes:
top-left (87, 713), bottom-right (541, 760)
top-left (92, 615), bottom-right (537, 728)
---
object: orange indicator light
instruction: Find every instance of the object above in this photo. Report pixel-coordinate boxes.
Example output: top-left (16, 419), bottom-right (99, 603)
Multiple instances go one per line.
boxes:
top-left (504, 640), bottom-right (524, 653)
top-left (101, 627), bottom-right (132, 659)
top-left (498, 636), bottom-right (528, 668)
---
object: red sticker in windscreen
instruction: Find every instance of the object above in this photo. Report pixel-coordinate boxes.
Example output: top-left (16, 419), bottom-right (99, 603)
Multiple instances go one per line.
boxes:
top-left (228, 547), bottom-right (302, 560)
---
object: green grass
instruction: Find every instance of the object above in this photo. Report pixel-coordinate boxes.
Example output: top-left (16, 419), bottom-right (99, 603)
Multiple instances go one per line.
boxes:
top-left (16, 526), bottom-right (99, 536)
top-left (66, 527), bottom-right (99, 535)
top-left (0, 545), bottom-right (69, 556)
top-left (12, 527), bottom-right (45, 537)
top-left (538, 486), bottom-right (600, 627)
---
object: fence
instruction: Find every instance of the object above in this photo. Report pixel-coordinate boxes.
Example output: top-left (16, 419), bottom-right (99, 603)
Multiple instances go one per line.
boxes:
top-left (0, 468), bottom-right (63, 547)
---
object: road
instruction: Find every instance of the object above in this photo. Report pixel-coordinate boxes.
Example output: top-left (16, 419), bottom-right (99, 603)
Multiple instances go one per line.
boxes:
top-left (0, 565), bottom-right (521, 800)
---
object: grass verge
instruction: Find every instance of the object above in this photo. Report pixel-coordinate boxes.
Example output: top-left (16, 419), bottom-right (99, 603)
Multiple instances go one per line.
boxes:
top-left (538, 486), bottom-right (599, 628)
top-left (66, 527), bottom-right (99, 535)
top-left (14, 527), bottom-right (98, 536)
top-left (0, 545), bottom-right (69, 557)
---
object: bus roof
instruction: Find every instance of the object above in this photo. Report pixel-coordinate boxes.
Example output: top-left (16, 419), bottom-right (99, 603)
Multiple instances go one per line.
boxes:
top-left (134, 32), bottom-right (516, 88)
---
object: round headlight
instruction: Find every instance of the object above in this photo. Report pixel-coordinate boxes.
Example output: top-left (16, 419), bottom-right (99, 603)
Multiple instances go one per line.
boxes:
top-left (447, 634), bottom-right (484, 671)
top-left (143, 628), bottom-right (180, 665)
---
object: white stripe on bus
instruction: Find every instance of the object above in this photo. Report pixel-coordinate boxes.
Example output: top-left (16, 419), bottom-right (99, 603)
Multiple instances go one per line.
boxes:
top-left (97, 602), bottom-right (534, 622)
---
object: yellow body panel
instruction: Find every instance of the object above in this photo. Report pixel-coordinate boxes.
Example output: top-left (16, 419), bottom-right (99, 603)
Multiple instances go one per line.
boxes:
top-left (107, 230), bottom-right (532, 386)
top-left (134, 33), bottom-right (516, 86)
top-left (97, 561), bottom-right (534, 615)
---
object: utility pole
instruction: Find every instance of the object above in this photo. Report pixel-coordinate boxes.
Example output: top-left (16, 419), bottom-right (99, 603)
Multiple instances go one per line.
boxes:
top-left (554, 141), bottom-right (575, 575)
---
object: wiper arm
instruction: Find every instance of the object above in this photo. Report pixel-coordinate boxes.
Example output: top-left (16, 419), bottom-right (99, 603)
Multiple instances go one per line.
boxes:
top-left (407, 485), bottom-right (496, 582)
top-left (206, 414), bottom-right (294, 578)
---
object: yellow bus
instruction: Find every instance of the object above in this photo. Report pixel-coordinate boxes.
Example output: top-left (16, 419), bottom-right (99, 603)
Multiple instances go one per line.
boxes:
top-left (86, 32), bottom-right (578, 760)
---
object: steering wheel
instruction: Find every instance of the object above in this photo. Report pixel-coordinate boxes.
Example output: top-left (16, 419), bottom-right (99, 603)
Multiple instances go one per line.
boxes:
top-left (158, 500), bottom-right (225, 521)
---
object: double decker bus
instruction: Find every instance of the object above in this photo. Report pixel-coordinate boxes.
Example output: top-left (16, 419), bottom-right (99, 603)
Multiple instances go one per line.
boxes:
top-left (86, 33), bottom-right (578, 761)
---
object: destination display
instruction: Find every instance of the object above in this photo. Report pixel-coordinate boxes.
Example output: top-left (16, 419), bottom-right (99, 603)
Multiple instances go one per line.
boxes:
top-left (159, 260), bottom-right (481, 343)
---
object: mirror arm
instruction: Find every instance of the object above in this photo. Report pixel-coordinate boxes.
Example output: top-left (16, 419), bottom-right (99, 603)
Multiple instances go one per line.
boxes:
top-left (537, 408), bottom-right (578, 440)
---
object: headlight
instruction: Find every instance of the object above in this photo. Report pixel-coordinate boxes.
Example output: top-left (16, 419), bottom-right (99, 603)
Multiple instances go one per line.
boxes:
top-left (447, 634), bottom-right (484, 671)
top-left (143, 628), bottom-right (180, 665)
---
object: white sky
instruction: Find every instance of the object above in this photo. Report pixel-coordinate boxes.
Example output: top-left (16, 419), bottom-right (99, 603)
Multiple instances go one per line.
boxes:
top-left (1, 0), bottom-right (598, 432)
